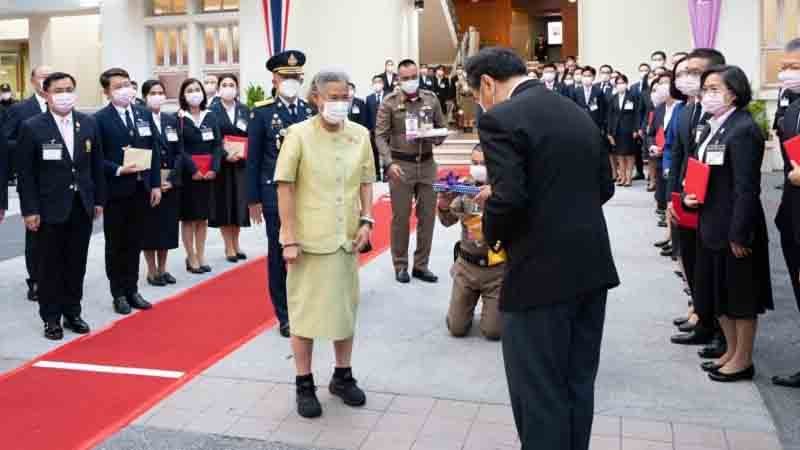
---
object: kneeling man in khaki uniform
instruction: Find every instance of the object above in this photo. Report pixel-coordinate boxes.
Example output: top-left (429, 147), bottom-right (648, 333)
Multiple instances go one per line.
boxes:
top-left (437, 145), bottom-right (503, 340)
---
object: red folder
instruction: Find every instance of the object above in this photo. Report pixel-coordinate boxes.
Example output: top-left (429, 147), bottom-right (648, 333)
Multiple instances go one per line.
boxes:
top-left (655, 127), bottom-right (666, 149)
top-left (784, 135), bottom-right (800, 165)
top-left (671, 193), bottom-right (698, 230)
top-left (685, 158), bottom-right (710, 204)
top-left (191, 154), bottom-right (212, 175)
top-left (223, 135), bottom-right (248, 159)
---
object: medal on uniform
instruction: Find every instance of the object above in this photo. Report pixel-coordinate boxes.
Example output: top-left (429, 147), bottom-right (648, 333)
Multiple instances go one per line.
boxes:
top-left (85, 139), bottom-right (92, 153)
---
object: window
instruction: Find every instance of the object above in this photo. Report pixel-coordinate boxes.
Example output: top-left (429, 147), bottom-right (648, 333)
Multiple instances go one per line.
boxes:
top-left (203, 24), bottom-right (240, 66)
top-left (154, 26), bottom-right (189, 67)
top-left (761, 0), bottom-right (800, 86)
top-left (203, 0), bottom-right (239, 12)
top-left (153, 0), bottom-right (186, 15)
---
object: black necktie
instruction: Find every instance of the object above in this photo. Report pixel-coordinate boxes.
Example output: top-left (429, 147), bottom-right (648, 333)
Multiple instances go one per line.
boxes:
top-left (124, 109), bottom-right (135, 136)
top-left (289, 104), bottom-right (297, 118)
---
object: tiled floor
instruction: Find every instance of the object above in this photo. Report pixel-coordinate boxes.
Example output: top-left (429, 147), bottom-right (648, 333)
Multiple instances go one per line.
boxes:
top-left (133, 376), bottom-right (784, 450)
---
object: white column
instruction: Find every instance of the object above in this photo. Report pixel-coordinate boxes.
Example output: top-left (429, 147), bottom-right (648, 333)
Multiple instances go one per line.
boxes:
top-left (100, 0), bottom-right (149, 82)
top-left (239, 0), bottom-right (271, 95)
top-left (408, 6), bottom-right (420, 62)
top-left (27, 15), bottom-right (53, 68)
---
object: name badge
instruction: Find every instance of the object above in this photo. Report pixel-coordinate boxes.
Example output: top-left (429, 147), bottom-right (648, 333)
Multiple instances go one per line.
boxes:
top-left (352, 105), bottom-right (361, 115)
top-left (624, 101), bottom-right (634, 110)
top-left (43, 143), bottom-right (63, 161)
top-left (781, 97), bottom-right (790, 107)
top-left (589, 104), bottom-right (599, 112)
top-left (201, 128), bottom-right (214, 141)
top-left (137, 124), bottom-right (152, 137)
top-left (236, 119), bottom-right (248, 132)
top-left (705, 144), bottom-right (726, 166)
top-left (166, 129), bottom-right (179, 142)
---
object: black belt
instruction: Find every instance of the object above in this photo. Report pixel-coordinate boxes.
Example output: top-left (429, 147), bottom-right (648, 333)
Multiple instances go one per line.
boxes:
top-left (391, 151), bottom-right (433, 163)
top-left (458, 248), bottom-right (491, 267)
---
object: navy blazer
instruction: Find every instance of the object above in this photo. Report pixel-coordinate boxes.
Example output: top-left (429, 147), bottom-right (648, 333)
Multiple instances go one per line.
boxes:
top-left (153, 112), bottom-right (191, 187)
top-left (94, 103), bottom-right (160, 198)
top-left (16, 111), bottom-right (107, 223)
top-left (607, 91), bottom-right (641, 137)
top-left (479, 79), bottom-right (619, 310)
top-left (776, 98), bottom-right (800, 243)
top-left (669, 101), bottom-right (709, 195)
top-left (348, 97), bottom-right (369, 128)
top-left (365, 93), bottom-right (383, 131)
top-left (691, 109), bottom-right (767, 250)
top-left (0, 108), bottom-right (7, 209)
top-left (572, 84), bottom-right (608, 132)
top-left (2, 95), bottom-right (46, 170)
top-left (177, 110), bottom-right (223, 175)
top-left (209, 99), bottom-right (250, 170)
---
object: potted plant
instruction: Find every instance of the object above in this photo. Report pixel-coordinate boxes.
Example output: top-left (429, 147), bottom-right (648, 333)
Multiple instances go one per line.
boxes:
top-left (746, 100), bottom-right (771, 142)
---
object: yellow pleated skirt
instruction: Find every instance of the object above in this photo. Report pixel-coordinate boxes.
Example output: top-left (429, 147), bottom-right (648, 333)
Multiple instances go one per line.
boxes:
top-left (287, 248), bottom-right (360, 340)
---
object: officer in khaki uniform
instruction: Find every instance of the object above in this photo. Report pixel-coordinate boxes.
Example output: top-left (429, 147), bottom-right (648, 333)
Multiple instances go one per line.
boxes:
top-left (375, 58), bottom-right (447, 283)
top-left (437, 146), bottom-right (502, 340)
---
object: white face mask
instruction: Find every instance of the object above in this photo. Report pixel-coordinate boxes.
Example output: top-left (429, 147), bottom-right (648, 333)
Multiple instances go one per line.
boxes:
top-left (616, 84), bottom-right (628, 94)
top-left (204, 83), bottom-right (217, 96)
top-left (469, 164), bottom-right (487, 183)
top-left (186, 91), bottom-right (204, 107)
top-left (779, 70), bottom-right (800, 93)
top-left (701, 91), bottom-right (729, 115)
top-left (219, 86), bottom-right (237, 101)
top-left (111, 86), bottom-right (135, 107)
top-left (147, 94), bottom-right (166, 110)
top-left (677, 75), bottom-right (701, 97)
top-left (373, 83), bottom-right (384, 93)
top-left (599, 74), bottom-right (610, 83)
top-left (279, 79), bottom-right (301, 99)
top-left (581, 77), bottom-right (594, 87)
top-left (542, 72), bottom-right (556, 82)
top-left (651, 84), bottom-right (669, 106)
top-left (0, 92), bottom-right (11, 101)
top-left (401, 79), bottom-right (419, 95)
top-left (51, 92), bottom-right (77, 114)
top-left (574, 75), bottom-right (583, 84)
top-left (322, 100), bottom-right (350, 125)
top-left (564, 79), bottom-right (574, 86)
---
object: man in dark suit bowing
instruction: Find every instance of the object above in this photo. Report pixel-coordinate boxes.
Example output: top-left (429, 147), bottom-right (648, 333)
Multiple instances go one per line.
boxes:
top-left (2, 65), bottom-right (52, 302)
top-left (16, 72), bottom-right (107, 340)
top-left (94, 67), bottom-right (161, 315)
top-left (465, 47), bottom-right (619, 450)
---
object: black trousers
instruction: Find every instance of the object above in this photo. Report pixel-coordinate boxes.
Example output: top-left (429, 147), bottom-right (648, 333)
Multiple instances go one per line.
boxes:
top-left (780, 233), bottom-right (800, 312)
top-left (654, 159), bottom-right (667, 211)
top-left (261, 184), bottom-right (288, 326)
top-left (104, 184), bottom-right (148, 298)
top-left (503, 290), bottom-right (607, 450)
top-left (369, 131), bottom-right (381, 181)
top-left (25, 228), bottom-right (39, 287)
top-left (678, 226), bottom-right (715, 329)
top-left (38, 194), bottom-right (93, 322)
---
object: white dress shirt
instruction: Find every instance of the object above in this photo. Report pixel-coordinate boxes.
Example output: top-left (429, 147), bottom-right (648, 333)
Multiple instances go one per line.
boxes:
top-left (114, 104), bottom-right (135, 128)
top-left (698, 107), bottom-right (736, 163)
top-left (152, 112), bottom-right (162, 134)
top-left (51, 111), bottom-right (74, 160)
top-left (35, 93), bottom-right (48, 113)
top-left (224, 101), bottom-right (237, 125)
top-left (584, 87), bottom-right (592, 104)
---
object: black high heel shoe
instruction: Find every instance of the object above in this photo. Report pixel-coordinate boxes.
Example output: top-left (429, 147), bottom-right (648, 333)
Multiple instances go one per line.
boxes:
top-left (708, 365), bottom-right (755, 382)
top-left (186, 259), bottom-right (204, 274)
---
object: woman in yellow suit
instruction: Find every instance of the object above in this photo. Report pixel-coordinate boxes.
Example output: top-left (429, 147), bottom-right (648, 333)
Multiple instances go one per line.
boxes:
top-left (275, 69), bottom-right (376, 419)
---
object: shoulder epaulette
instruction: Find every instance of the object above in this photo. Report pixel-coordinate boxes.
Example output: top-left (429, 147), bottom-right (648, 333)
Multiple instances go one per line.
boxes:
top-left (254, 98), bottom-right (275, 108)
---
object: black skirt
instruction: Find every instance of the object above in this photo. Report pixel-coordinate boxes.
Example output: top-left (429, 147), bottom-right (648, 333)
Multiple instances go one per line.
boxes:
top-left (142, 187), bottom-right (180, 250)
top-left (694, 235), bottom-right (774, 318)
top-left (209, 161), bottom-right (251, 228)
top-left (612, 130), bottom-right (638, 156)
top-left (181, 176), bottom-right (213, 221)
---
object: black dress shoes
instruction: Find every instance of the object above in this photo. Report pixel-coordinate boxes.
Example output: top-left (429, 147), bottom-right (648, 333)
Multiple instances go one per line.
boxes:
top-left (226, 255), bottom-right (239, 263)
top-left (708, 365), bottom-right (755, 382)
top-left (660, 246), bottom-right (673, 257)
top-left (700, 361), bottom-right (722, 373)
top-left (186, 259), bottom-right (204, 274)
top-left (27, 282), bottom-right (38, 302)
top-left (673, 317), bottom-right (689, 327)
top-left (411, 269), bottom-right (438, 283)
top-left (237, 252), bottom-right (247, 260)
top-left (657, 219), bottom-right (667, 228)
top-left (329, 373), bottom-right (367, 407)
top-left (200, 265), bottom-right (212, 273)
top-left (296, 377), bottom-right (322, 418)
top-left (113, 296), bottom-right (132, 315)
top-left (63, 316), bottom-right (90, 334)
top-left (670, 328), bottom-right (714, 345)
top-left (128, 293), bottom-right (153, 310)
top-left (677, 321), bottom-right (696, 333)
top-left (772, 372), bottom-right (800, 388)
top-left (44, 322), bottom-right (63, 340)
top-left (279, 323), bottom-right (291, 338)
top-left (396, 269), bottom-right (411, 284)
top-left (698, 335), bottom-right (727, 359)
top-left (162, 273), bottom-right (177, 284)
top-left (654, 239), bottom-right (671, 248)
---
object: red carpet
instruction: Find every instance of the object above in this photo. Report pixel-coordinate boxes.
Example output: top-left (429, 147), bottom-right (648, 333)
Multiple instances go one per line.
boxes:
top-left (0, 194), bottom-right (398, 450)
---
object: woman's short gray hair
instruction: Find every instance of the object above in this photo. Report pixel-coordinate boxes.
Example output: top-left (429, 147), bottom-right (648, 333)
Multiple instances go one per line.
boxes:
top-left (312, 69), bottom-right (350, 96)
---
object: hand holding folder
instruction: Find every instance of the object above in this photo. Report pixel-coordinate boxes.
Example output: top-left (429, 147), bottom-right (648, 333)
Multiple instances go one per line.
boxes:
top-left (671, 193), bottom-right (698, 229)
top-left (191, 154), bottom-right (213, 176)
top-left (684, 158), bottom-right (710, 204)
top-left (223, 136), bottom-right (248, 159)
top-left (122, 147), bottom-right (152, 173)
top-left (784, 135), bottom-right (800, 165)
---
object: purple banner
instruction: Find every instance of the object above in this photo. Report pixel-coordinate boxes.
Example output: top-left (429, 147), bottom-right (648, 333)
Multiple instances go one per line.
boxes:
top-left (688, 0), bottom-right (722, 48)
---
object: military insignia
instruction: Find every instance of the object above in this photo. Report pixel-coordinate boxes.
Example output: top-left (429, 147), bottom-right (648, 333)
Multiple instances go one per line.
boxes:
top-left (306, 108), bottom-right (312, 115)
top-left (250, 112), bottom-right (255, 119)
top-left (274, 113), bottom-right (279, 118)
top-left (288, 53), bottom-right (298, 66)
top-left (254, 98), bottom-right (274, 108)
top-left (85, 140), bottom-right (91, 153)
top-left (279, 129), bottom-right (288, 137)
top-left (75, 121), bottom-right (81, 130)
